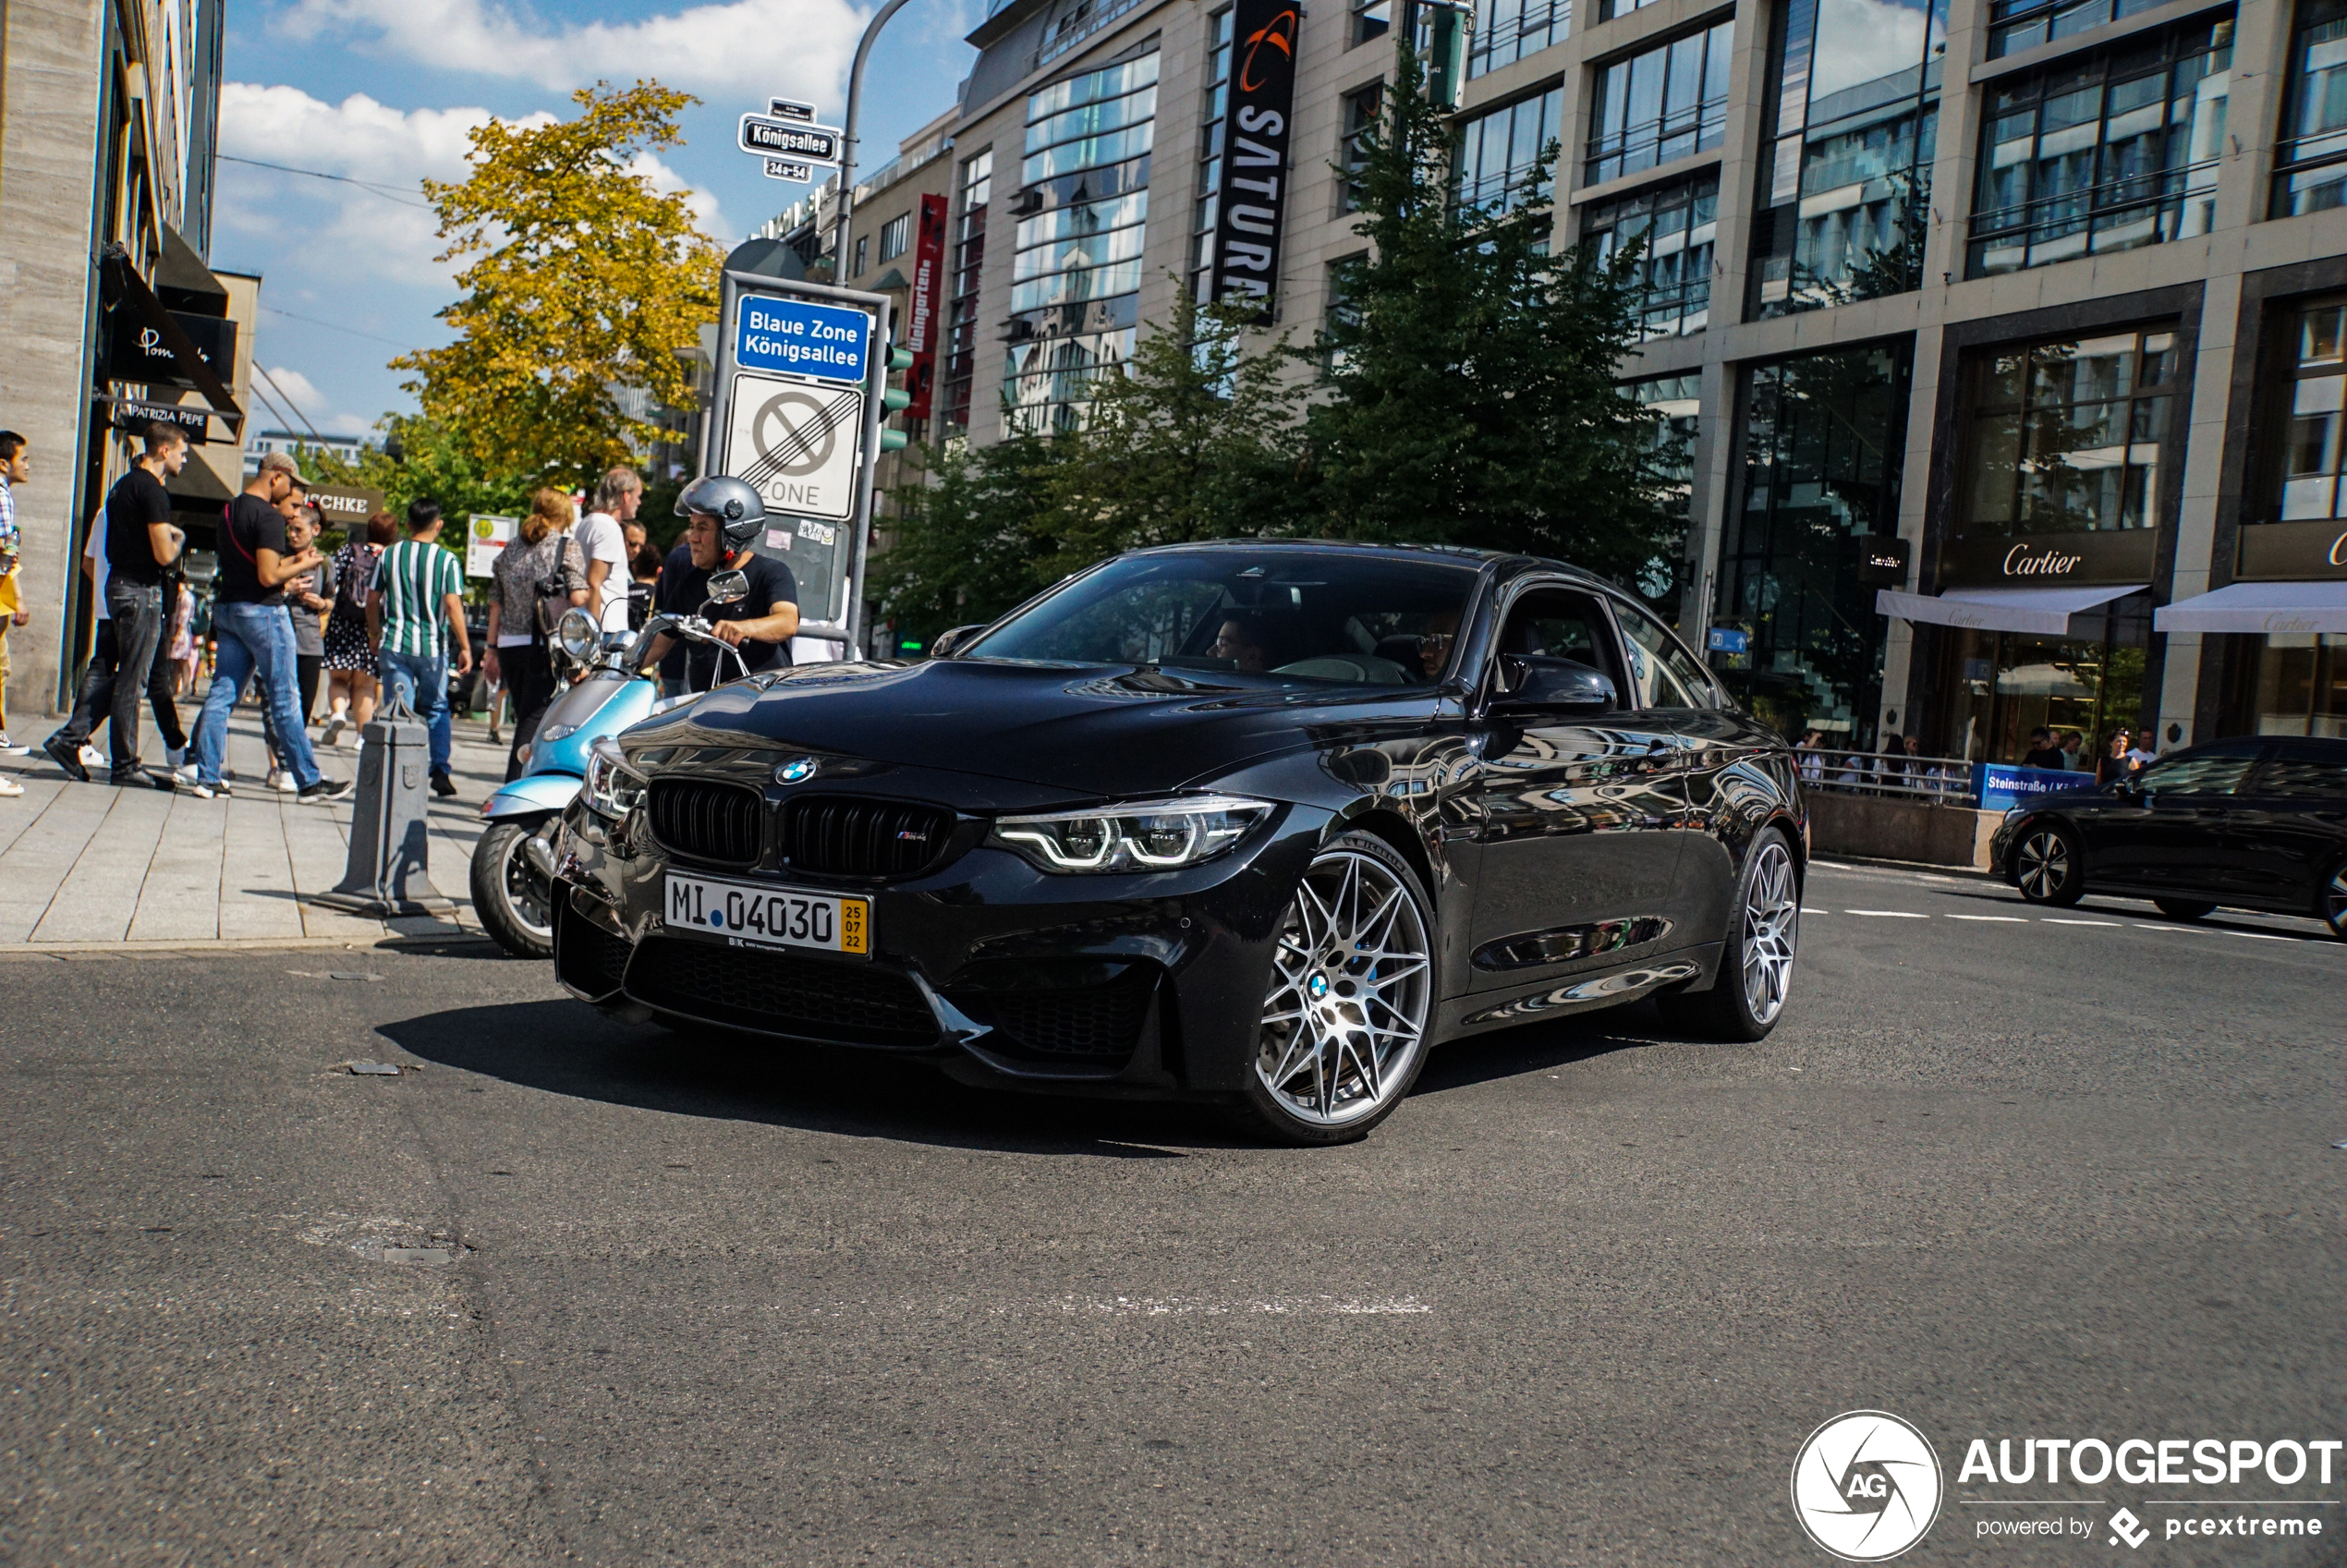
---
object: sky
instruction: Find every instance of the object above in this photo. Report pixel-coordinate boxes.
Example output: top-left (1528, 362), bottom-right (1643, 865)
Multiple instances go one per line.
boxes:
top-left (213, 0), bottom-right (980, 440)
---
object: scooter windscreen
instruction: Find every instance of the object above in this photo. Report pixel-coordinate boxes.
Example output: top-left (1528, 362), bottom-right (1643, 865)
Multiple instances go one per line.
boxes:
top-left (534, 670), bottom-right (633, 742)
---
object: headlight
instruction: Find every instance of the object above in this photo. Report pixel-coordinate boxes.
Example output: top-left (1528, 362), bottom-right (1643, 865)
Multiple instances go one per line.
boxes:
top-left (539, 723), bottom-right (580, 744)
top-left (582, 737), bottom-right (647, 819)
top-left (555, 607), bottom-right (602, 664)
top-left (987, 795), bottom-right (1272, 873)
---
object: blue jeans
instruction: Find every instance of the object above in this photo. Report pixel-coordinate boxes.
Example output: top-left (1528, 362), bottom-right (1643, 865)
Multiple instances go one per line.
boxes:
top-left (196, 602), bottom-right (321, 789)
top-left (379, 649), bottom-right (452, 777)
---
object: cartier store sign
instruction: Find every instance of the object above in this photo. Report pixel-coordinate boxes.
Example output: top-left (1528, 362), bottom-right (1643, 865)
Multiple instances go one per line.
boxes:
top-left (2237, 518), bottom-right (2347, 581)
top-left (1940, 529), bottom-right (2158, 586)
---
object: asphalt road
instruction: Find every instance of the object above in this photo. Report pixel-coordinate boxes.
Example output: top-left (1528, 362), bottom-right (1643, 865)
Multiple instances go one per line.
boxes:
top-left (4, 861), bottom-right (2343, 1566)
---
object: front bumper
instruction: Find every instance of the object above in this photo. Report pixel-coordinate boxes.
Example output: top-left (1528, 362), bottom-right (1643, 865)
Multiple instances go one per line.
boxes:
top-left (550, 772), bottom-right (1323, 1097)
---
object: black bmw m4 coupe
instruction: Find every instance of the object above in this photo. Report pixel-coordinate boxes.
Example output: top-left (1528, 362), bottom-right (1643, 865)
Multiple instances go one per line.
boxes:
top-left (548, 541), bottom-right (1806, 1143)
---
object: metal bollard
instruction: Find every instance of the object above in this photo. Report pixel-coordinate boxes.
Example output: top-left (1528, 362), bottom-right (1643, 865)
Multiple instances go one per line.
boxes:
top-left (321, 703), bottom-right (447, 914)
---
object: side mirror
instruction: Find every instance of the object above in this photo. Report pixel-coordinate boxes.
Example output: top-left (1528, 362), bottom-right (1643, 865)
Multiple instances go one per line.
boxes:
top-left (928, 623), bottom-right (988, 659)
top-left (703, 568), bottom-right (749, 607)
top-left (1490, 654), bottom-right (1616, 717)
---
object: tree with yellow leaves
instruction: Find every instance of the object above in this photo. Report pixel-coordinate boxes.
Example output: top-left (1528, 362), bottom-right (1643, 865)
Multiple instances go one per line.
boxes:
top-left (395, 81), bottom-right (723, 484)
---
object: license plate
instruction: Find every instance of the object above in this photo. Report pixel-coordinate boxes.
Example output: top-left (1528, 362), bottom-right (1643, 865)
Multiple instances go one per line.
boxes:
top-left (663, 874), bottom-right (869, 956)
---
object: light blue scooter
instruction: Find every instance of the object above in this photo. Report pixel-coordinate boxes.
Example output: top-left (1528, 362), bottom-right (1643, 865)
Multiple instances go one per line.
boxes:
top-left (470, 581), bottom-right (755, 957)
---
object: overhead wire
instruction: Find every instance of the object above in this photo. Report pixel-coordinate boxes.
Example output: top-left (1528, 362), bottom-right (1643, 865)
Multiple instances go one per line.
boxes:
top-left (216, 153), bottom-right (434, 209)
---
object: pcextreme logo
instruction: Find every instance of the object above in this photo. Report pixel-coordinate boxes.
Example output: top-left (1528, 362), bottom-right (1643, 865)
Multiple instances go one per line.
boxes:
top-left (1793, 1411), bottom-right (1946, 1562)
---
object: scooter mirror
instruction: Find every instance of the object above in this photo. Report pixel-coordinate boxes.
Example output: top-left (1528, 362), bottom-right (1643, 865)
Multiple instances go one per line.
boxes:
top-left (705, 569), bottom-right (750, 606)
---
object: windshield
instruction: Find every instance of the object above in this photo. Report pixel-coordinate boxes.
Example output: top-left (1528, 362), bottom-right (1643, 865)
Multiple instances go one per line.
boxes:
top-left (962, 550), bottom-right (1483, 687)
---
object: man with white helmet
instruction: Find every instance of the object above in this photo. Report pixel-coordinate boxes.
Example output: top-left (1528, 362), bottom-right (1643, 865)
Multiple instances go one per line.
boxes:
top-left (642, 475), bottom-right (799, 691)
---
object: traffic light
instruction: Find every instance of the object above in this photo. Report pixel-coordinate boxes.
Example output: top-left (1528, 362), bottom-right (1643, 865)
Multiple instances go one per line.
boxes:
top-left (879, 341), bottom-right (914, 453)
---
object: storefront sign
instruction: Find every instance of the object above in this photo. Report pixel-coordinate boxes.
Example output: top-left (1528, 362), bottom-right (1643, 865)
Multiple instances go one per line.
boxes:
top-left (106, 309), bottom-right (237, 390)
top-left (2237, 518), bottom-right (2347, 581)
top-left (465, 514), bottom-right (517, 579)
top-left (1941, 529), bottom-right (2157, 587)
top-left (904, 194), bottom-right (949, 420)
top-left (309, 484), bottom-right (383, 535)
top-left (110, 398), bottom-right (211, 444)
top-left (1977, 762), bottom-right (2089, 811)
top-left (1208, 0), bottom-right (1299, 322)
top-left (1856, 537), bottom-right (1910, 586)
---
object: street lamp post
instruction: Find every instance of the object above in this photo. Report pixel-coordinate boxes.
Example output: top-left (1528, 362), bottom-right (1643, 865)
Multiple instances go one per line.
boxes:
top-left (829, 0), bottom-right (923, 281)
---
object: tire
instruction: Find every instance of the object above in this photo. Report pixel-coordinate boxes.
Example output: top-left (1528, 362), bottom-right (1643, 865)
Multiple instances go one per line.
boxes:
top-left (471, 817), bottom-right (556, 959)
top-left (2152, 897), bottom-right (2217, 922)
top-left (1228, 830), bottom-right (1437, 1146)
top-left (1655, 828), bottom-right (1800, 1042)
top-left (2012, 821), bottom-right (2086, 906)
top-left (2322, 861), bottom-right (2347, 942)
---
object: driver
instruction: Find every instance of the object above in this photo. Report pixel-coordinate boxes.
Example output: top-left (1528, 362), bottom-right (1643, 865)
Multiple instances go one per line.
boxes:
top-left (1210, 614), bottom-right (1269, 672)
top-left (1417, 609), bottom-right (1459, 681)
top-left (642, 476), bottom-right (800, 691)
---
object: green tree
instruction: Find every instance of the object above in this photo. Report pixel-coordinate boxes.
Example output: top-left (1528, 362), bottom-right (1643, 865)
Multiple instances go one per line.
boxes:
top-left (308, 413), bottom-right (538, 536)
top-left (1036, 285), bottom-right (1309, 576)
top-left (394, 81), bottom-right (724, 486)
top-left (1306, 48), bottom-right (1670, 580)
top-left (869, 434), bottom-right (1069, 645)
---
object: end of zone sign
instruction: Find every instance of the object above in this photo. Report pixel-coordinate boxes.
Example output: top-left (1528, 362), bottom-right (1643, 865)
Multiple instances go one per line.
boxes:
top-left (737, 297), bottom-right (871, 384)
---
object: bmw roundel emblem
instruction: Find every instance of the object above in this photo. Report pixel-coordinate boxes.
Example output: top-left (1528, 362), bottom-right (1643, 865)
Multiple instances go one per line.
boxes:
top-left (774, 758), bottom-right (819, 785)
top-left (1307, 974), bottom-right (1330, 1000)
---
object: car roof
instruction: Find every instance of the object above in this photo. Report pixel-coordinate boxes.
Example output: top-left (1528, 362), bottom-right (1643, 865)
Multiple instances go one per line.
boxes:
top-left (1120, 538), bottom-right (1615, 590)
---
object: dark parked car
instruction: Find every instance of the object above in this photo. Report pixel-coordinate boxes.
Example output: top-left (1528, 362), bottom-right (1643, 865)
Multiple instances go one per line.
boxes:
top-left (1990, 735), bottom-right (2347, 936)
top-left (548, 542), bottom-right (1806, 1143)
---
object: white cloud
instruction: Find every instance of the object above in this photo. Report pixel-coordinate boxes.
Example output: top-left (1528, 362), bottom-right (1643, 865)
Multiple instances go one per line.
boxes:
top-left (257, 365), bottom-right (373, 437)
top-left (279, 0), bottom-right (867, 102)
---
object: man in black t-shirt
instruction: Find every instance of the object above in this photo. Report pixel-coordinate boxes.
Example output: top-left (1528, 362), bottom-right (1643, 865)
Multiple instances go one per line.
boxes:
top-left (644, 477), bottom-right (798, 695)
top-left (47, 423), bottom-right (186, 786)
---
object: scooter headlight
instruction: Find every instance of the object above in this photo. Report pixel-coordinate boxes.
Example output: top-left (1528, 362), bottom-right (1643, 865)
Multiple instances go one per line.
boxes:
top-left (582, 737), bottom-right (647, 819)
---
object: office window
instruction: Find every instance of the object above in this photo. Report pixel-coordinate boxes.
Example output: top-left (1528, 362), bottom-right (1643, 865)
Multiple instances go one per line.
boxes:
top-left (1624, 371), bottom-right (1700, 607)
top-left (1751, 0), bottom-right (1942, 316)
top-left (1582, 169), bottom-right (1717, 338)
top-left (1006, 50), bottom-right (1158, 432)
top-left (1470, 0), bottom-right (1569, 79)
top-left (1339, 82), bottom-right (1384, 213)
top-left (878, 213), bottom-right (911, 263)
top-left (1988, 0), bottom-right (2168, 56)
top-left (1456, 85), bottom-right (1563, 213)
top-left (853, 235), bottom-right (869, 276)
top-left (2273, 0), bottom-right (2347, 215)
top-left (1353, 0), bottom-right (1392, 45)
top-left (1963, 329), bottom-right (2179, 539)
top-left (942, 150), bottom-right (991, 436)
top-left (1194, 7), bottom-right (1234, 291)
top-left (1585, 21), bottom-right (1733, 187)
top-left (1967, 18), bottom-right (2230, 277)
top-left (1597, 0), bottom-right (1662, 16)
top-left (2266, 298), bottom-right (2347, 521)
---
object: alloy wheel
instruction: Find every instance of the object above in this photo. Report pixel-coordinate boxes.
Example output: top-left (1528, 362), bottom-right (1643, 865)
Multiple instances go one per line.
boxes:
top-left (2328, 865), bottom-right (2347, 938)
top-left (2017, 828), bottom-right (2070, 901)
top-left (1254, 848), bottom-right (1433, 1128)
top-left (1739, 839), bottom-right (1799, 1027)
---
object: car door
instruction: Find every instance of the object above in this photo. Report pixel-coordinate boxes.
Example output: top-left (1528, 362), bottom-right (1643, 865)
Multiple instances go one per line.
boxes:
top-left (1464, 584), bottom-right (1690, 987)
top-left (1611, 596), bottom-right (1755, 942)
top-left (2087, 742), bottom-right (2266, 893)
top-left (2217, 739), bottom-right (2347, 911)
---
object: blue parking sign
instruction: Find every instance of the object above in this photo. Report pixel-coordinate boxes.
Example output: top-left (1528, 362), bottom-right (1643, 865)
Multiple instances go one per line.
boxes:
top-left (736, 295), bottom-right (871, 384)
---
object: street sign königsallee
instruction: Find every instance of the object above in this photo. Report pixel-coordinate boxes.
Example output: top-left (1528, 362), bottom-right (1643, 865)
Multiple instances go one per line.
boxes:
top-left (736, 296), bottom-right (872, 383)
top-left (738, 115), bottom-right (842, 164)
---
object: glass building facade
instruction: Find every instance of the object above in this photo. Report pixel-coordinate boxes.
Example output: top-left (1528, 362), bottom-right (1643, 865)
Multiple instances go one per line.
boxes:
top-left (1470, 0), bottom-right (1570, 79)
top-left (1456, 86), bottom-right (1565, 213)
top-left (1584, 21), bottom-right (1733, 187)
top-left (2273, 0), bottom-right (2347, 214)
top-left (1582, 170), bottom-right (1718, 338)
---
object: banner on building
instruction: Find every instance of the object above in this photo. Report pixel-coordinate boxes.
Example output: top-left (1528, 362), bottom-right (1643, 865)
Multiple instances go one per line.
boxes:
top-left (309, 484), bottom-right (385, 537)
top-left (905, 194), bottom-right (950, 420)
top-left (1209, 0), bottom-right (1298, 322)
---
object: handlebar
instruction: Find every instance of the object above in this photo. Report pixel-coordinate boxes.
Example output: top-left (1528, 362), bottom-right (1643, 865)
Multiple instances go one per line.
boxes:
top-left (623, 610), bottom-right (752, 693)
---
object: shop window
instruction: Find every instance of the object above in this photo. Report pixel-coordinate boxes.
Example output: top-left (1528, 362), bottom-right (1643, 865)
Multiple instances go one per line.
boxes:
top-left (1471, 0), bottom-right (1570, 79)
top-left (2271, 0), bottom-right (2347, 216)
top-left (1933, 624), bottom-right (2146, 765)
top-left (1457, 85), bottom-right (1564, 213)
top-left (1584, 170), bottom-right (1716, 338)
top-left (1967, 18), bottom-right (2231, 278)
top-left (1718, 341), bottom-right (1912, 744)
top-left (1752, 0), bottom-right (1942, 316)
top-left (2251, 637), bottom-right (2347, 736)
top-left (1962, 327), bottom-right (2178, 540)
top-left (1585, 22), bottom-right (1733, 187)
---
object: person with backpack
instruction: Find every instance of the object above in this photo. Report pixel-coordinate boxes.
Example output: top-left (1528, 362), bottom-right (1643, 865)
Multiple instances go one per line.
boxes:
top-left (484, 488), bottom-right (588, 782)
top-left (319, 511), bottom-right (393, 748)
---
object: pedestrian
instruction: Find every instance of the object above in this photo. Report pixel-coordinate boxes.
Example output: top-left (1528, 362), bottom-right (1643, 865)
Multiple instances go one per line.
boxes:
top-left (47, 506), bottom-right (192, 780)
top-left (1794, 729), bottom-right (1825, 784)
top-left (1878, 732), bottom-right (1904, 792)
top-left (623, 515), bottom-right (661, 631)
top-left (43, 422), bottom-right (188, 789)
top-left (188, 452), bottom-right (347, 802)
top-left (485, 487), bottom-right (587, 781)
top-left (2125, 724), bottom-right (2159, 775)
top-left (2059, 728), bottom-right (2086, 772)
top-left (367, 498), bottom-right (472, 798)
top-left (2020, 726), bottom-right (2065, 770)
top-left (319, 511), bottom-right (392, 748)
top-left (642, 477), bottom-right (798, 694)
top-left (0, 430), bottom-right (30, 775)
top-left (2098, 728), bottom-right (2132, 784)
top-left (261, 498), bottom-right (331, 792)
top-left (574, 467), bottom-right (638, 640)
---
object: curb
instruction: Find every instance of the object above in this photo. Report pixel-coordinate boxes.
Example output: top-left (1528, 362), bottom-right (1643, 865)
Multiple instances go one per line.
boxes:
top-left (0, 928), bottom-right (493, 961)
top-left (1811, 854), bottom-right (2000, 883)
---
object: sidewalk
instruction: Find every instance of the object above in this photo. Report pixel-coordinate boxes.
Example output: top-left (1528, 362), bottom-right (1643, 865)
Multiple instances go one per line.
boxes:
top-left (0, 705), bottom-right (514, 952)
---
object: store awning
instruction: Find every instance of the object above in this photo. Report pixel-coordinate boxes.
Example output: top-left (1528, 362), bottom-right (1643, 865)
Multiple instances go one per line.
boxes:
top-left (1876, 583), bottom-right (2146, 637)
top-left (2154, 579), bottom-right (2347, 635)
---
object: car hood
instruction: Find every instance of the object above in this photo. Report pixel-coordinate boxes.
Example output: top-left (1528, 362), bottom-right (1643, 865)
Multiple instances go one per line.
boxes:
top-left (626, 658), bottom-right (1438, 798)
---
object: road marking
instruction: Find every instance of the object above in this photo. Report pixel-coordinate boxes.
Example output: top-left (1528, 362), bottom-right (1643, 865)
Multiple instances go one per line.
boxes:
top-left (2230, 930), bottom-right (2296, 942)
top-left (1801, 906), bottom-right (1829, 914)
top-left (2039, 918), bottom-right (2121, 926)
top-left (1948, 914), bottom-right (2027, 922)
top-left (1844, 909), bottom-right (1928, 918)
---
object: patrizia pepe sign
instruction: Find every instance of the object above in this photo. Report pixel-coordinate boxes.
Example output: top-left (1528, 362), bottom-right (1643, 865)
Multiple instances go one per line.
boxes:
top-left (1208, 0), bottom-right (1299, 322)
top-left (1941, 529), bottom-right (2157, 586)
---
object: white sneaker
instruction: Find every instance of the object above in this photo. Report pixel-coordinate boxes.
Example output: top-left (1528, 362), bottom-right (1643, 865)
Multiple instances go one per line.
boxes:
top-left (268, 769), bottom-right (298, 794)
top-left (174, 764), bottom-right (199, 785)
top-left (320, 712), bottom-right (347, 747)
top-left (79, 745), bottom-right (105, 770)
top-left (0, 733), bottom-right (28, 757)
top-left (0, 774), bottom-right (22, 797)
